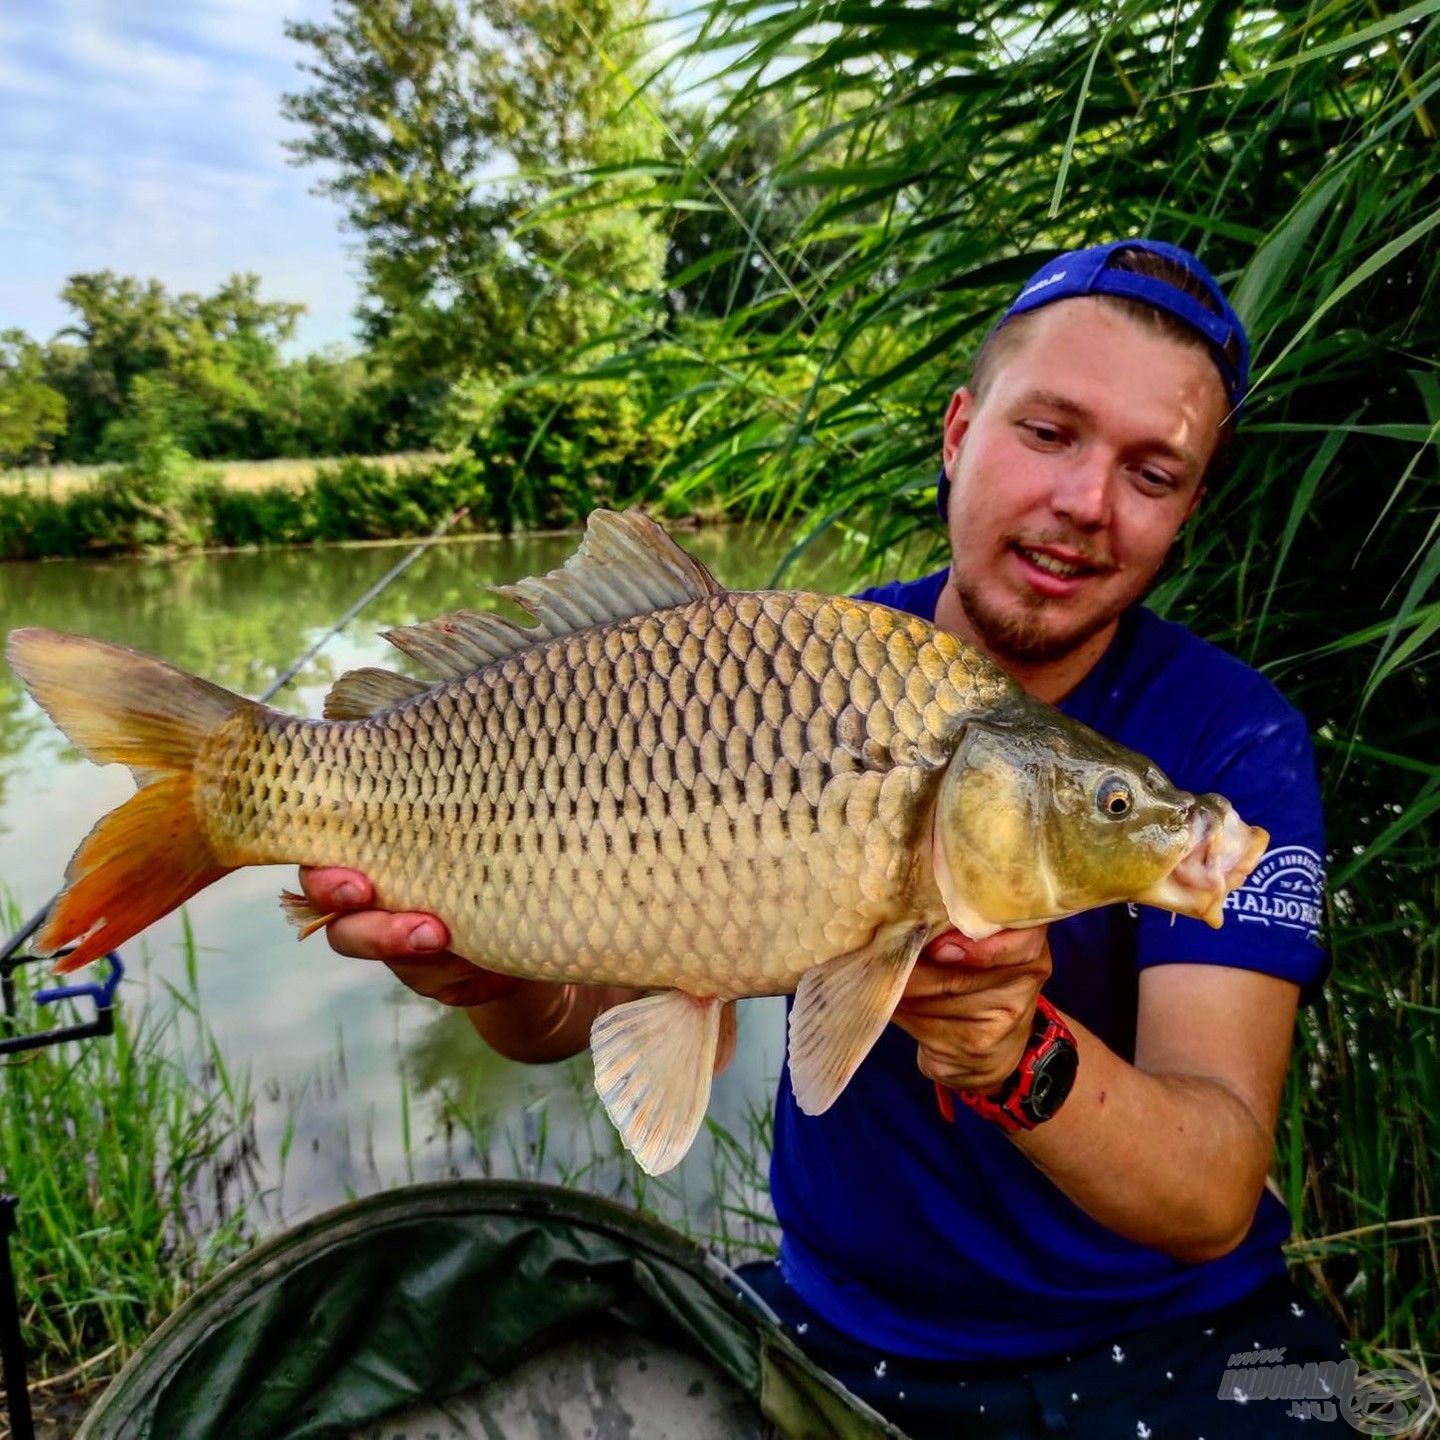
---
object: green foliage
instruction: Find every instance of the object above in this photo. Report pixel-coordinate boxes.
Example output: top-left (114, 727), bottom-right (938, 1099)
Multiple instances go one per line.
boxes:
top-left (0, 455), bottom-right (489, 560)
top-left (0, 331), bottom-right (67, 466)
top-left (0, 928), bottom-right (257, 1373)
top-left (551, 0), bottom-right (1439, 1358)
top-left (53, 271), bottom-right (304, 462)
top-left (3, 273), bottom-right (402, 470)
top-left (442, 372), bottom-right (686, 532)
top-left (305, 455), bottom-right (487, 541)
top-left (283, 0), bottom-right (668, 433)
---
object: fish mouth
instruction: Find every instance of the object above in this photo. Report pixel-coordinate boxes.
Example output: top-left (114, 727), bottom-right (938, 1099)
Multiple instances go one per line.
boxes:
top-left (1137, 799), bottom-right (1269, 929)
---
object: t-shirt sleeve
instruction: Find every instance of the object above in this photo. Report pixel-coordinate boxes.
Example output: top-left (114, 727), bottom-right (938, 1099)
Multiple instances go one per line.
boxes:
top-left (1136, 700), bottom-right (1329, 1000)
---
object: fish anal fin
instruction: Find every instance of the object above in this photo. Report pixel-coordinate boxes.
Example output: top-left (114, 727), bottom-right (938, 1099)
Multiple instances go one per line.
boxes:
top-left (788, 922), bottom-right (930, 1115)
top-left (591, 990), bottom-right (722, 1175)
top-left (322, 667), bottom-right (430, 720)
top-left (279, 888), bottom-right (340, 940)
top-left (385, 510), bottom-right (725, 681)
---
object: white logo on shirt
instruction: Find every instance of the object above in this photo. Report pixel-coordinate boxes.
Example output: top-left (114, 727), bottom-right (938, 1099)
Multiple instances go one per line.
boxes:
top-left (1223, 846), bottom-right (1324, 940)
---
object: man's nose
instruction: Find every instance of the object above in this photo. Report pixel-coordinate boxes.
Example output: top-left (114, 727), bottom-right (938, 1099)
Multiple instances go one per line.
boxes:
top-left (1050, 452), bottom-right (1113, 529)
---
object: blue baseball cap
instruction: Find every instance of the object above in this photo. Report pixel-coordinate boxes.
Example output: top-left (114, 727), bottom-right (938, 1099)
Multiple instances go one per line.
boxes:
top-left (936, 239), bottom-right (1249, 519)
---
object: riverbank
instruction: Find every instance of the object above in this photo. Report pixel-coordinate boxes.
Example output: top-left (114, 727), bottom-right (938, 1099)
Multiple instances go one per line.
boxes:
top-left (0, 371), bottom-right (719, 563)
top-left (0, 454), bottom-right (463, 562)
top-left (0, 452), bottom-right (447, 498)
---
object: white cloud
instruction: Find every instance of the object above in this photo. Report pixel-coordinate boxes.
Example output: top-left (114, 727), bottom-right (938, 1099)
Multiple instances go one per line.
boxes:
top-left (0, 0), bottom-right (357, 351)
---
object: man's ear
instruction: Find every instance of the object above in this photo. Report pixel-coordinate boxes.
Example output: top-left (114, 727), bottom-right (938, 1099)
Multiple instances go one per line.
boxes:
top-left (942, 388), bottom-right (974, 474)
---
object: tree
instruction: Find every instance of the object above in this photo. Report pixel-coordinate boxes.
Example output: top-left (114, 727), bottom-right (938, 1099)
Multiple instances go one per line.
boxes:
top-left (283, 0), bottom-right (667, 433)
top-left (0, 331), bottom-right (68, 467)
top-left (43, 272), bottom-right (326, 461)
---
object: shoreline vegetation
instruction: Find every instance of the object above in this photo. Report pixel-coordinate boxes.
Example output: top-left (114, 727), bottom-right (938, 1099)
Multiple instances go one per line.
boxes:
top-left (0, 365), bottom-right (740, 563)
top-left (0, 452), bottom-right (713, 565)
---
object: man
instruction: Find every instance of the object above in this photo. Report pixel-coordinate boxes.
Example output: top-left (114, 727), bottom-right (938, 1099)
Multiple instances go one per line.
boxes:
top-left (300, 240), bottom-right (1348, 1437)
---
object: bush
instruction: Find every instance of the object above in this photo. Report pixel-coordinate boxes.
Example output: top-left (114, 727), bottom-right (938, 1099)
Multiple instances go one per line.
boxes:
top-left (305, 456), bottom-right (487, 541)
top-left (0, 455), bottom-right (490, 562)
top-left (443, 374), bottom-right (686, 533)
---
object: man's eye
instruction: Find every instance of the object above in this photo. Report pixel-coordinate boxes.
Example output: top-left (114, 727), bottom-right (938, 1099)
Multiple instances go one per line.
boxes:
top-left (1136, 468), bottom-right (1178, 492)
top-left (1022, 422), bottom-right (1064, 444)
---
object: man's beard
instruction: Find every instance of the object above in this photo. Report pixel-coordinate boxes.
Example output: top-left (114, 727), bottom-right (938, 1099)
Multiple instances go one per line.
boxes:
top-left (947, 563), bottom-right (1118, 665)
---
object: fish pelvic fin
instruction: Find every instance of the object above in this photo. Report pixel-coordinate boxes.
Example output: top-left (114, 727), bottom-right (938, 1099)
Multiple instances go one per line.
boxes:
top-left (591, 989), bottom-right (723, 1175)
top-left (385, 510), bottom-right (726, 681)
top-left (5, 628), bottom-right (249, 972)
top-left (788, 921), bottom-right (930, 1115)
top-left (279, 888), bottom-right (340, 941)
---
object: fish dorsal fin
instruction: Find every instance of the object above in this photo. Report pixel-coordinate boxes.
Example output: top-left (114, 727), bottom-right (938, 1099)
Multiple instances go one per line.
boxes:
top-left (323, 667), bottom-right (431, 720)
top-left (381, 609), bottom-right (539, 681)
top-left (385, 509), bottom-right (724, 681)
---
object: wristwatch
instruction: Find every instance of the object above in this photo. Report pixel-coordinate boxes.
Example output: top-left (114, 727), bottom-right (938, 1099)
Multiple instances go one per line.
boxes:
top-left (933, 995), bottom-right (1079, 1133)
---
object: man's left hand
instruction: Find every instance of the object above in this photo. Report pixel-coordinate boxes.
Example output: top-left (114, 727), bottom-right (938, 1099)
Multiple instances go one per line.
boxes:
top-left (891, 927), bottom-right (1052, 1095)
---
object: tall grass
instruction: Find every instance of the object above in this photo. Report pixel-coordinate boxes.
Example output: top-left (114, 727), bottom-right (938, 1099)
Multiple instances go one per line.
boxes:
top-left (0, 901), bottom-right (259, 1379)
top-left (542, 0), bottom-right (1439, 1365)
top-left (404, 1005), bottom-right (781, 1261)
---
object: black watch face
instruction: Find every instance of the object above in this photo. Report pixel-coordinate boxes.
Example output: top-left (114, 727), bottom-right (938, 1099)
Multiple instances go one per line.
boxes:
top-left (1021, 1039), bottom-right (1080, 1123)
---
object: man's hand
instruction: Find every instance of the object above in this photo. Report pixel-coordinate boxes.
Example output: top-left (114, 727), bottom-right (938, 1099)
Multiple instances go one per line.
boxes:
top-left (890, 927), bottom-right (1051, 1094)
top-left (298, 867), bottom-right (523, 1008)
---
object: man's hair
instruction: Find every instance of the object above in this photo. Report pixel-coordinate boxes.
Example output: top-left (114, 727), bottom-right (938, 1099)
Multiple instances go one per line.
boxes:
top-left (967, 246), bottom-right (1240, 485)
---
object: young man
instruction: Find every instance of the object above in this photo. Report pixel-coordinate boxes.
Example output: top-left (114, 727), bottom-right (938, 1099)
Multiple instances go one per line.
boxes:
top-left (301, 241), bottom-right (1349, 1437)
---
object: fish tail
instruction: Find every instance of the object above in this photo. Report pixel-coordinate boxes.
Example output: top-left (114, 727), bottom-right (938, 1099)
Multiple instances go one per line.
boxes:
top-left (6, 628), bottom-right (251, 972)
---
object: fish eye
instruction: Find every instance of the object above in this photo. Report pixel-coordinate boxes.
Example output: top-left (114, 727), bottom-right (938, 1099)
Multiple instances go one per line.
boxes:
top-left (1097, 776), bottom-right (1133, 817)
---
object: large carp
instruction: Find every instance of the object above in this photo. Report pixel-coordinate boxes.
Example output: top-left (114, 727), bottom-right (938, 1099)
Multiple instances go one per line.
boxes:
top-left (7, 510), bottom-right (1266, 1173)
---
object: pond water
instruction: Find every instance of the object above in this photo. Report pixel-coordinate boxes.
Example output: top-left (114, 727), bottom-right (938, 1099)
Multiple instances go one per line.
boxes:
top-left (0, 524), bottom-right (868, 1247)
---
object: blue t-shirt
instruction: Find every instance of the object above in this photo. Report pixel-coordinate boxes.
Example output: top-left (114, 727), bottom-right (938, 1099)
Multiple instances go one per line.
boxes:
top-left (770, 567), bottom-right (1328, 1362)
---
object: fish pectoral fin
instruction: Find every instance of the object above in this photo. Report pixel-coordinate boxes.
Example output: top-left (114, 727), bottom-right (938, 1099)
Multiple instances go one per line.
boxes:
top-left (278, 889), bottom-right (340, 941)
top-left (591, 990), bottom-right (723, 1176)
top-left (323, 667), bottom-right (431, 720)
top-left (788, 922), bottom-right (930, 1116)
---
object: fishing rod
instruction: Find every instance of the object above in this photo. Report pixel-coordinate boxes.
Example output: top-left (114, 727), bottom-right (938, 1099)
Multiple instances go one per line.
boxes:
top-left (0, 503), bottom-right (470, 974)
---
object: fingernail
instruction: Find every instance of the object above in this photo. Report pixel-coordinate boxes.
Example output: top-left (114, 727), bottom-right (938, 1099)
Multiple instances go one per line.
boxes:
top-left (336, 882), bottom-right (363, 906)
top-left (408, 921), bottom-right (442, 952)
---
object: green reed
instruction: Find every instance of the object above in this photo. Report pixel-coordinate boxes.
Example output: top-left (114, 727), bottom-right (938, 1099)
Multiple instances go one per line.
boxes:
top-left (0, 898), bottom-right (259, 1379)
top-left (523, 0), bottom-right (1439, 1367)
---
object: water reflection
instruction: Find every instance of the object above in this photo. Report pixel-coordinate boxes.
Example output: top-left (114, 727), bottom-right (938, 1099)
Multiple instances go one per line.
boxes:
top-left (0, 524), bottom-right (861, 1242)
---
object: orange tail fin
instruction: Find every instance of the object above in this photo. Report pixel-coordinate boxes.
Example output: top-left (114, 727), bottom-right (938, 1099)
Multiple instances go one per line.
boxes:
top-left (5, 628), bottom-right (253, 972)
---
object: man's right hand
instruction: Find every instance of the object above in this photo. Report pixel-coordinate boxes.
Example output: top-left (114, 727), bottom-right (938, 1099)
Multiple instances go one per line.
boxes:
top-left (298, 866), bottom-right (524, 1008)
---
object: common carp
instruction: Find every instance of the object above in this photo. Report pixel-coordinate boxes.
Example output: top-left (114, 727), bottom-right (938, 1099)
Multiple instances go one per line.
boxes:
top-left (6, 510), bottom-right (1267, 1174)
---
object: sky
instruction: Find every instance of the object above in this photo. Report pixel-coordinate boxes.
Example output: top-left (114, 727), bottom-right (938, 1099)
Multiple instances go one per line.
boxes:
top-left (0, 0), bottom-right (364, 353)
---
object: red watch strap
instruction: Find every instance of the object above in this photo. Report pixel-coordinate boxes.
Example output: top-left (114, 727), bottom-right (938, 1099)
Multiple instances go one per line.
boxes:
top-left (933, 995), bottom-right (1072, 1132)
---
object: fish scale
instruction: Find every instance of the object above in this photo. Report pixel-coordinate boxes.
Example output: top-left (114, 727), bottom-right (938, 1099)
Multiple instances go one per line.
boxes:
top-left (192, 591), bottom-right (998, 998)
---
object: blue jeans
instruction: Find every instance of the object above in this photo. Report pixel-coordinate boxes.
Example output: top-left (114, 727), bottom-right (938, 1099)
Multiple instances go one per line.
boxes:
top-left (733, 1261), bottom-right (1351, 1438)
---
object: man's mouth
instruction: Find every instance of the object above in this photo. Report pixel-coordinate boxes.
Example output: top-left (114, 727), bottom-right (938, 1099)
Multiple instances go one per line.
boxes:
top-left (1012, 542), bottom-right (1108, 583)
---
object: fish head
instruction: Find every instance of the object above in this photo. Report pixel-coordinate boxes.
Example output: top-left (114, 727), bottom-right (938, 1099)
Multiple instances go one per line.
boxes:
top-left (932, 701), bottom-right (1268, 938)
